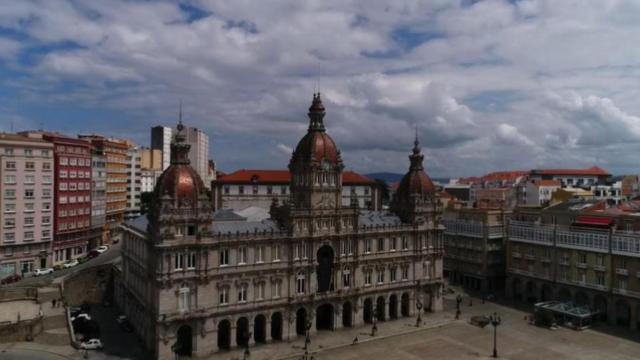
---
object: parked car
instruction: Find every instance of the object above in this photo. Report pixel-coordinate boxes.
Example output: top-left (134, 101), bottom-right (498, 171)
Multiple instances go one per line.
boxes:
top-left (0, 274), bottom-right (21, 285)
top-left (96, 245), bottom-right (109, 253)
top-left (63, 259), bottom-right (79, 268)
top-left (116, 315), bottom-right (127, 324)
top-left (87, 250), bottom-right (100, 259)
top-left (33, 268), bottom-right (54, 276)
top-left (72, 313), bottom-right (92, 322)
top-left (80, 338), bottom-right (103, 350)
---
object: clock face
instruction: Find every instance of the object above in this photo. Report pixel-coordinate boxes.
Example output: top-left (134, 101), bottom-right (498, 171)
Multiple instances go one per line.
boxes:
top-left (321, 159), bottom-right (331, 171)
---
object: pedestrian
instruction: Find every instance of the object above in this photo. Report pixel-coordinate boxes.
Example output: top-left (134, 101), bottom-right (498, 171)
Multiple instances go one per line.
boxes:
top-left (52, 298), bottom-right (56, 308)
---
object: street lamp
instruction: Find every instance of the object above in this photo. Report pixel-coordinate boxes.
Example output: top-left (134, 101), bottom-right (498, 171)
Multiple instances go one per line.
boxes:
top-left (456, 294), bottom-right (462, 319)
top-left (244, 330), bottom-right (252, 359)
top-left (489, 312), bottom-right (501, 358)
top-left (416, 300), bottom-right (423, 327)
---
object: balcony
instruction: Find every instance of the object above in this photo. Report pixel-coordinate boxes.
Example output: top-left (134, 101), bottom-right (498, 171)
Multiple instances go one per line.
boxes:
top-left (525, 254), bottom-right (536, 260)
top-left (558, 260), bottom-right (570, 266)
top-left (511, 251), bottom-right (522, 258)
top-left (575, 262), bottom-right (588, 269)
top-left (616, 268), bottom-right (629, 276)
top-left (594, 265), bottom-right (607, 272)
top-left (541, 257), bottom-right (552, 263)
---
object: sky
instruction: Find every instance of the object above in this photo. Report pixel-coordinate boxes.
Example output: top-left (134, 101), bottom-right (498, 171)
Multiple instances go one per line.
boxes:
top-left (1, 0), bottom-right (640, 177)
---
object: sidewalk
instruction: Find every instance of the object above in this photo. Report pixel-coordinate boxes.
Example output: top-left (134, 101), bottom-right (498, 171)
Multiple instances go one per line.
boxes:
top-left (214, 308), bottom-right (458, 360)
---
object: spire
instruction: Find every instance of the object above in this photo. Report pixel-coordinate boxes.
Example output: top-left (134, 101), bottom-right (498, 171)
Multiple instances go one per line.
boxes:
top-left (308, 92), bottom-right (326, 131)
top-left (171, 104), bottom-right (190, 165)
top-left (409, 130), bottom-right (424, 171)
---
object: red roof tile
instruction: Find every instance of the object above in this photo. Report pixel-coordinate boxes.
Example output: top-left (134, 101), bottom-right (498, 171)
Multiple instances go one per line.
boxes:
top-left (532, 166), bottom-right (610, 176)
top-left (216, 169), bottom-right (375, 185)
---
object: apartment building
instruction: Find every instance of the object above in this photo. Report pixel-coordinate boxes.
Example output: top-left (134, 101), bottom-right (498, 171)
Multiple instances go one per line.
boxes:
top-left (90, 152), bottom-right (107, 246)
top-left (443, 207), bottom-right (510, 294)
top-left (506, 200), bottom-right (640, 329)
top-left (0, 134), bottom-right (54, 276)
top-left (80, 135), bottom-right (130, 243)
top-left (125, 147), bottom-right (142, 219)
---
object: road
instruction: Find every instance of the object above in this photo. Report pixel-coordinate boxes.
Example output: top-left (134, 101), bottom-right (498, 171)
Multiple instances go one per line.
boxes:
top-left (5, 242), bottom-right (122, 288)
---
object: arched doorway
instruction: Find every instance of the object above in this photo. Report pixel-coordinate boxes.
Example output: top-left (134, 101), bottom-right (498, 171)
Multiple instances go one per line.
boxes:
top-left (401, 293), bottom-right (410, 317)
top-left (236, 317), bottom-right (250, 347)
top-left (271, 312), bottom-right (283, 341)
top-left (254, 314), bottom-right (266, 344)
top-left (525, 281), bottom-right (537, 303)
top-left (594, 295), bottom-right (608, 322)
top-left (512, 278), bottom-right (522, 300)
top-left (176, 325), bottom-right (192, 356)
top-left (389, 294), bottom-right (398, 319)
top-left (217, 320), bottom-right (231, 350)
top-left (342, 301), bottom-right (353, 327)
top-left (376, 296), bottom-right (386, 321)
top-left (558, 287), bottom-right (571, 302)
top-left (616, 299), bottom-right (631, 327)
top-left (296, 308), bottom-right (307, 336)
top-left (316, 303), bottom-right (334, 330)
top-left (363, 298), bottom-right (373, 324)
top-left (575, 291), bottom-right (589, 307)
top-left (317, 246), bottom-right (335, 292)
top-left (541, 284), bottom-right (553, 302)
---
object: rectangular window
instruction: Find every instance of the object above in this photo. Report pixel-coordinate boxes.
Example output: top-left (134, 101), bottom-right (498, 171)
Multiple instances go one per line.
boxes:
top-left (619, 277), bottom-right (628, 290)
top-left (43, 188), bottom-right (51, 198)
top-left (256, 282), bottom-right (265, 300)
top-left (178, 287), bottom-right (190, 312)
top-left (402, 236), bottom-right (409, 250)
top-left (596, 272), bottom-right (605, 286)
top-left (4, 233), bottom-right (15, 242)
top-left (342, 271), bottom-right (351, 288)
top-left (174, 253), bottom-right (184, 271)
top-left (239, 185), bottom-right (244, 195)
top-left (252, 185), bottom-right (258, 195)
top-left (364, 269), bottom-right (372, 286)
top-left (267, 186), bottom-right (273, 195)
top-left (5, 161), bottom-right (16, 170)
top-left (365, 239), bottom-right (372, 254)
top-left (219, 248), bottom-right (229, 266)
top-left (273, 281), bottom-right (281, 299)
top-left (24, 189), bottom-right (34, 199)
top-left (4, 148), bottom-right (13, 155)
top-left (390, 267), bottom-right (397, 282)
top-left (4, 175), bottom-right (16, 184)
top-left (390, 237), bottom-right (397, 251)
top-left (4, 218), bottom-right (15, 228)
top-left (238, 247), bottom-right (247, 264)
top-left (272, 245), bottom-right (280, 262)
top-left (256, 246), bottom-right (264, 263)
top-left (4, 189), bottom-right (15, 199)
top-left (238, 284), bottom-right (248, 302)
top-left (296, 273), bottom-right (306, 294)
top-left (4, 203), bottom-right (15, 213)
top-left (187, 253), bottom-right (196, 269)
top-left (25, 162), bottom-right (35, 170)
top-left (377, 238), bottom-right (385, 252)
top-left (223, 186), bottom-right (229, 195)
top-left (402, 266), bottom-right (409, 281)
top-left (281, 186), bottom-right (287, 195)
top-left (219, 287), bottom-right (229, 305)
top-left (43, 175), bottom-right (52, 184)
top-left (24, 217), bottom-right (34, 226)
top-left (377, 269), bottom-right (385, 284)
top-left (25, 175), bottom-right (35, 184)
top-left (24, 231), bottom-right (34, 241)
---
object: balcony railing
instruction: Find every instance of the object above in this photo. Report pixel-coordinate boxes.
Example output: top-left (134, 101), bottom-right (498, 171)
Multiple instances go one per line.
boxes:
top-left (575, 262), bottom-right (588, 269)
top-left (616, 268), bottom-right (629, 276)
top-left (594, 265), bottom-right (606, 272)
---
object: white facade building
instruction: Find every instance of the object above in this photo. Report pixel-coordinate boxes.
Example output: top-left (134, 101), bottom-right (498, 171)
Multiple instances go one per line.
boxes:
top-left (151, 126), bottom-right (173, 171)
top-left (184, 126), bottom-right (210, 189)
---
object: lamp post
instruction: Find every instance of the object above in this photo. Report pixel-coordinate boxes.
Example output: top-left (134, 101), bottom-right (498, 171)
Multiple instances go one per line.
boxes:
top-left (489, 312), bottom-right (501, 358)
top-left (416, 299), bottom-right (423, 327)
top-left (244, 330), bottom-right (252, 359)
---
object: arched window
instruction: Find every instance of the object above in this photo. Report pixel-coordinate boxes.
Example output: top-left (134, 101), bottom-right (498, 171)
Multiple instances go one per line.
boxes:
top-left (297, 272), bottom-right (306, 294)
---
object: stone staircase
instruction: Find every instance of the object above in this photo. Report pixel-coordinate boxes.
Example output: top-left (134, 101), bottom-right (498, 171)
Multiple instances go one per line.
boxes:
top-left (33, 286), bottom-right (70, 346)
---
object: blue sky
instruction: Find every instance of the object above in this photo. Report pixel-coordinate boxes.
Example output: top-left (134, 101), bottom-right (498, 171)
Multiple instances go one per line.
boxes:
top-left (2, 0), bottom-right (640, 176)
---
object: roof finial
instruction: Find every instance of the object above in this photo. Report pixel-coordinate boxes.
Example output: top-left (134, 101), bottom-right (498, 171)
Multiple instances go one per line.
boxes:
top-left (413, 125), bottom-right (420, 154)
top-left (178, 100), bottom-right (183, 125)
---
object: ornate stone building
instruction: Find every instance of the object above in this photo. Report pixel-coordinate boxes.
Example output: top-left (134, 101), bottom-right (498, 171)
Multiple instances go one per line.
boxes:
top-left (117, 94), bottom-right (444, 359)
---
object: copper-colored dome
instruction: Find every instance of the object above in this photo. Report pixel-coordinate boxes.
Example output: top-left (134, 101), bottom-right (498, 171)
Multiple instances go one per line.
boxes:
top-left (396, 170), bottom-right (436, 197)
top-left (293, 131), bottom-right (340, 164)
top-left (155, 165), bottom-right (206, 206)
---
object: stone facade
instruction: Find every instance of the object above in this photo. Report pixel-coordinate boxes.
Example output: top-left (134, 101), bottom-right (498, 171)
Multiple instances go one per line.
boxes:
top-left (117, 95), bottom-right (444, 360)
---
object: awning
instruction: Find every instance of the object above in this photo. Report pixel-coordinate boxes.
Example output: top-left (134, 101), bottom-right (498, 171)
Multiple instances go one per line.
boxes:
top-left (574, 215), bottom-right (614, 227)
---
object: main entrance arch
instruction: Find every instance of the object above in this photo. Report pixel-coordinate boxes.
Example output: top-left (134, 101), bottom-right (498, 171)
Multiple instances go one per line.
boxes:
top-left (376, 296), bottom-right (386, 321)
top-left (389, 294), bottom-right (398, 319)
top-left (316, 303), bottom-right (334, 330)
top-left (254, 314), bottom-right (267, 344)
top-left (296, 308), bottom-right (307, 336)
top-left (363, 298), bottom-right (373, 323)
top-left (342, 301), bottom-right (353, 327)
top-left (317, 246), bottom-right (335, 292)
top-left (401, 293), bottom-right (410, 317)
top-left (217, 320), bottom-right (231, 350)
top-left (236, 317), bottom-right (249, 347)
top-left (176, 325), bottom-right (192, 357)
top-left (271, 312), bottom-right (283, 341)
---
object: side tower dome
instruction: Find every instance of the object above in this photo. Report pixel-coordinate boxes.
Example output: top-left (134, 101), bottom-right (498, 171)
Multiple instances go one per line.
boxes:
top-left (149, 120), bottom-right (212, 242)
top-left (391, 135), bottom-right (438, 224)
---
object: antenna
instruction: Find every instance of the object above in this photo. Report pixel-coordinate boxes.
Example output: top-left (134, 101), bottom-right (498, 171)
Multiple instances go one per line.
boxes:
top-left (178, 100), bottom-right (183, 124)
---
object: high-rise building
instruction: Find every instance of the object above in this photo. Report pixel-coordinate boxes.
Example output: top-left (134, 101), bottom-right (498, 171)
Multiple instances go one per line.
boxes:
top-left (90, 152), bottom-right (107, 246)
top-left (0, 133), bottom-right (54, 276)
top-left (21, 131), bottom-right (93, 265)
top-left (151, 126), bottom-right (173, 171)
top-left (79, 135), bottom-right (130, 243)
top-left (184, 126), bottom-right (210, 189)
top-left (141, 148), bottom-right (162, 170)
top-left (125, 147), bottom-right (142, 219)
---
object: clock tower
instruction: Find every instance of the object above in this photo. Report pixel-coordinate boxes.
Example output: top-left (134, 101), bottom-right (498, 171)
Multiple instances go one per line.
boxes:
top-left (288, 93), bottom-right (344, 211)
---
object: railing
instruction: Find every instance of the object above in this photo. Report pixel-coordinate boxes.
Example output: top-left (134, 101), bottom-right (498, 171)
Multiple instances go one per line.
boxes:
top-left (575, 262), bottom-right (588, 269)
top-left (616, 268), bottom-right (628, 276)
top-left (509, 221), bottom-right (554, 245)
top-left (594, 265), bottom-right (606, 272)
top-left (612, 233), bottom-right (640, 256)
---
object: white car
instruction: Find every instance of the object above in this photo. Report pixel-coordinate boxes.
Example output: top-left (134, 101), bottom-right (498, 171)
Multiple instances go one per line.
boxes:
top-left (63, 259), bottom-right (79, 268)
top-left (96, 245), bottom-right (109, 253)
top-left (34, 268), bottom-right (54, 276)
top-left (72, 313), bottom-right (91, 322)
top-left (80, 338), bottom-right (103, 350)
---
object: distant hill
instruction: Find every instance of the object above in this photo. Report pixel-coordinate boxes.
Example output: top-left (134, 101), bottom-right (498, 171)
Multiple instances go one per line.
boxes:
top-left (365, 172), bottom-right (403, 183)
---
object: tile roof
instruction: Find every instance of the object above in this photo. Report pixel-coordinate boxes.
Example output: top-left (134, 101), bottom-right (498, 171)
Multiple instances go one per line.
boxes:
top-left (457, 170), bottom-right (527, 185)
top-left (216, 169), bottom-right (376, 185)
top-left (531, 166), bottom-right (610, 176)
top-left (535, 179), bottom-right (562, 187)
